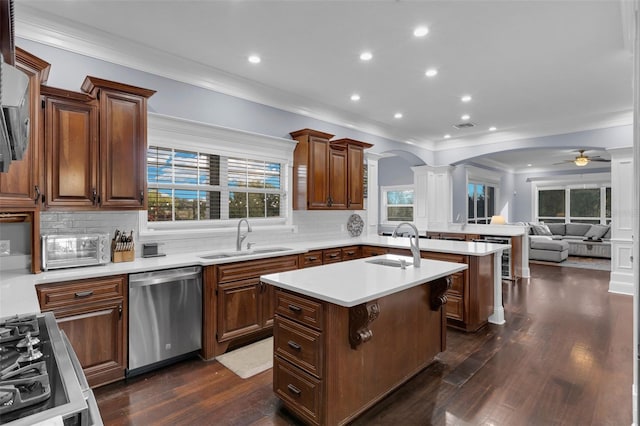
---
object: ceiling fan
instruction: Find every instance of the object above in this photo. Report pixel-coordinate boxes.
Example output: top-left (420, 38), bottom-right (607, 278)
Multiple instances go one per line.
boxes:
top-left (554, 150), bottom-right (611, 167)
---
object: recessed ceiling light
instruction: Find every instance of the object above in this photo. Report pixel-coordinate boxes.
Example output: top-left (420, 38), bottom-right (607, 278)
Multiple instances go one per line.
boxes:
top-left (248, 55), bottom-right (261, 64)
top-left (425, 68), bottom-right (438, 77)
top-left (444, 134), bottom-right (451, 139)
top-left (350, 94), bottom-right (361, 101)
top-left (394, 112), bottom-right (403, 119)
top-left (527, 163), bottom-right (532, 167)
top-left (461, 114), bottom-right (470, 121)
top-left (360, 51), bottom-right (373, 61)
top-left (461, 95), bottom-right (472, 102)
top-left (489, 126), bottom-right (497, 131)
top-left (413, 26), bottom-right (429, 37)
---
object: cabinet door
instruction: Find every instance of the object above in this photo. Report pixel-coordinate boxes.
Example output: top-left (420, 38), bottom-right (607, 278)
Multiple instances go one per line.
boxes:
top-left (347, 144), bottom-right (365, 209)
top-left (44, 96), bottom-right (99, 208)
top-left (262, 282), bottom-right (276, 328)
top-left (308, 136), bottom-right (330, 209)
top-left (217, 277), bottom-right (262, 341)
top-left (98, 89), bottom-right (147, 209)
top-left (0, 49), bottom-right (49, 209)
top-left (55, 299), bottom-right (125, 388)
top-left (328, 146), bottom-right (347, 209)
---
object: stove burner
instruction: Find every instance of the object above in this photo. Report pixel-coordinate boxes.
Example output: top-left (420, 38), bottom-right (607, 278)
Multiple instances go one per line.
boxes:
top-left (16, 332), bottom-right (41, 349)
top-left (0, 360), bottom-right (51, 415)
top-left (0, 314), bottom-right (40, 344)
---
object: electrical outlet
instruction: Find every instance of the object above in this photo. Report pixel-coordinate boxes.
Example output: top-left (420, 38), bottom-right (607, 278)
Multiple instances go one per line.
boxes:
top-left (0, 240), bottom-right (10, 256)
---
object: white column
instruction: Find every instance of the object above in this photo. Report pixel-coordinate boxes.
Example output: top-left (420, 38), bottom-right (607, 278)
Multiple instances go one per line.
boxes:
top-left (488, 250), bottom-right (506, 325)
top-left (608, 147), bottom-right (634, 295)
top-left (411, 165), bottom-right (453, 231)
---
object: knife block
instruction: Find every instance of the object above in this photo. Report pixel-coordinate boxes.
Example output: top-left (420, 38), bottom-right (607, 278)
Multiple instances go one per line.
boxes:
top-left (111, 240), bottom-right (135, 263)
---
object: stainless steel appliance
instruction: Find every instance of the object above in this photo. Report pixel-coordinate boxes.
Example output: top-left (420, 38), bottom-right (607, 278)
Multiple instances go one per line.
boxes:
top-left (41, 234), bottom-right (110, 271)
top-left (128, 266), bottom-right (202, 376)
top-left (0, 312), bottom-right (100, 426)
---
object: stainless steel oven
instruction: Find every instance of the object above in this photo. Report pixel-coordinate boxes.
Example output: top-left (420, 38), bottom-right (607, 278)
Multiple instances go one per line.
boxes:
top-left (41, 234), bottom-right (110, 271)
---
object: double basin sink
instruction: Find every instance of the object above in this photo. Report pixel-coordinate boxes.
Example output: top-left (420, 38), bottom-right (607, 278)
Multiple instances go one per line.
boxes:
top-left (199, 247), bottom-right (293, 259)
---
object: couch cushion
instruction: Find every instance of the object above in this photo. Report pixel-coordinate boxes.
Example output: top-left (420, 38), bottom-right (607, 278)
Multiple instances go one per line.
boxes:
top-left (546, 223), bottom-right (566, 236)
top-left (530, 223), bottom-right (552, 236)
top-left (530, 238), bottom-right (570, 251)
top-left (584, 224), bottom-right (609, 240)
top-left (565, 223), bottom-right (592, 236)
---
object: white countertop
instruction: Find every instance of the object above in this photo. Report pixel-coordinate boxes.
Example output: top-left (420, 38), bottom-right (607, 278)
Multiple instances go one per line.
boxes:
top-left (0, 235), bottom-right (508, 317)
top-left (261, 254), bottom-right (468, 307)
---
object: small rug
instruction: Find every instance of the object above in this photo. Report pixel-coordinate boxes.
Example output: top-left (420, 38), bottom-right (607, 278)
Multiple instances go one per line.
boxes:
top-left (216, 337), bottom-right (273, 379)
top-left (530, 256), bottom-right (611, 271)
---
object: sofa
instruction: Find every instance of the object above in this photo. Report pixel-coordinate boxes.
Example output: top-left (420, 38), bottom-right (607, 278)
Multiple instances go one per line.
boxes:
top-left (528, 222), bottom-right (611, 262)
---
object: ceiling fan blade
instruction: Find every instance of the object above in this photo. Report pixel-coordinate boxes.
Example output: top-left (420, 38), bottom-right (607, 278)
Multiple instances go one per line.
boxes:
top-left (590, 158), bottom-right (611, 162)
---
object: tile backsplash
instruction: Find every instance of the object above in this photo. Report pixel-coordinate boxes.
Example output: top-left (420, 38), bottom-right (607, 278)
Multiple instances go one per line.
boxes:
top-left (41, 211), bottom-right (138, 240)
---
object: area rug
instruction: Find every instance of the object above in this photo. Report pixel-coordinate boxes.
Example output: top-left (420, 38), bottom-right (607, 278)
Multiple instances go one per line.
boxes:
top-left (530, 256), bottom-right (611, 271)
top-left (215, 337), bottom-right (273, 379)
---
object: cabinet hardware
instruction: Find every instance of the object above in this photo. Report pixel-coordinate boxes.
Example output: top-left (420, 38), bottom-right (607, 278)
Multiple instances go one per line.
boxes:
top-left (92, 188), bottom-right (98, 205)
top-left (118, 304), bottom-right (122, 319)
top-left (287, 340), bottom-right (301, 351)
top-left (139, 191), bottom-right (144, 203)
top-left (345, 251), bottom-right (355, 256)
top-left (329, 253), bottom-right (339, 258)
top-left (288, 304), bottom-right (302, 313)
top-left (287, 384), bottom-right (302, 396)
top-left (41, 99), bottom-right (45, 109)
top-left (34, 185), bottom-right (40, 205)
top-left (74, 290), bottom-right (94, 298)
top-left (307, 256), bottom-right (318, 261)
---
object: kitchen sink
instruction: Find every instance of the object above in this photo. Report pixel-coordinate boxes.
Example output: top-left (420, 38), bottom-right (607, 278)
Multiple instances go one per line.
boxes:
top-left (200, 247), bottom-right (292, 259)
top-left (365, 258), bottom-right (412, 268)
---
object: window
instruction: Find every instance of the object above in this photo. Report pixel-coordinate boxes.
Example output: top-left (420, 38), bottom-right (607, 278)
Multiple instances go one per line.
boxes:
top-left (382, 186), bottom-right (413, 222)
top-left (467, 182), bottom-right (496, 224)
top-left (147, 146), bottom-right (283, 223)
top-left (536, 185), bottom-right (610, 224)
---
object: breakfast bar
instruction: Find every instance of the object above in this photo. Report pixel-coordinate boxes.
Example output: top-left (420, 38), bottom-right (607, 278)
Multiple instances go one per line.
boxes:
top-left (261, 254), bottom-right (467, 425)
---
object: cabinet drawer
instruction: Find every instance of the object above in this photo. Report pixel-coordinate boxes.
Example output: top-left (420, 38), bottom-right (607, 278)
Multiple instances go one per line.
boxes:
top-left (299, 250), bottom-right (323, 268)
top-left (445, 294), bottom-right (464, 321)
top-left (361, 245), bottom-right (389, 257)
top-left (322, 248), bottom-right (342, 264)
top-left (275, 290), bottom-right (323, 331)
top-left (275, 316), bottom-right (323, 378)
top-left (217, 255), bottom-right (298, 283)
top-left (448, 271), bottom-right (465, 296)
top-left (340, 245), bottom-right (361, 261)
top-left (422, 251), bottom-right (467, 264)
top-left (37, 275), bottom-right (126, 310)
top-left (274, 357), bottom-right (322, 425)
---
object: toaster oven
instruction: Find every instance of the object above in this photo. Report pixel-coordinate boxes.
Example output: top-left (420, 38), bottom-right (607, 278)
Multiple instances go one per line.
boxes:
top-left (41, 233), bottom-right (110, 271)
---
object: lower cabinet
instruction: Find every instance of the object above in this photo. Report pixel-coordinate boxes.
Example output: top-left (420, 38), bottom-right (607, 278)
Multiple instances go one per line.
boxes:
top-left (202, 255), bottom-right (299, 359)
top-left (35, 275), bottom-right (127, 388)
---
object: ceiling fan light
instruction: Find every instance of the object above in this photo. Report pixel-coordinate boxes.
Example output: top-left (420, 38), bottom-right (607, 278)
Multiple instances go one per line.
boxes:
top-left (574, 157), bottom-right (589, 166)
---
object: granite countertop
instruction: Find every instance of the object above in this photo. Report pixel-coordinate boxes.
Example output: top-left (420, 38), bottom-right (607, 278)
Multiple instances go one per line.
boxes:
top-left (0, 235), bottom-right (509, 317)
top-left (261, 254), bottom-right (468, 307)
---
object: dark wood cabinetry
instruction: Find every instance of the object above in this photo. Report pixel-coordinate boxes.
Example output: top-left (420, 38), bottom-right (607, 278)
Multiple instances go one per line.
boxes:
top-left (361, 245), bottom-right (389, 257)
top-left (290, 129), bottom-right (372, 210)
top-left (202, 255), bottom-right (299, 359)
top-left (36, 275), bottom-right (128, 388)
top-left (40, 77), bottom-right (155, 210)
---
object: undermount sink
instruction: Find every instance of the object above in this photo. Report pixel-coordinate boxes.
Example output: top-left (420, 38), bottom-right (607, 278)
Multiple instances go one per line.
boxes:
top-left (200, 247), bottom-right (292, 259)
top-left (365, 258), bottom-right (413, 268)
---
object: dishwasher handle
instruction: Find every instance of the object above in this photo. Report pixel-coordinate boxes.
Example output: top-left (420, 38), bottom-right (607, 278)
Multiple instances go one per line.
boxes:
top-left (129, 267), bottom-right (201, 288)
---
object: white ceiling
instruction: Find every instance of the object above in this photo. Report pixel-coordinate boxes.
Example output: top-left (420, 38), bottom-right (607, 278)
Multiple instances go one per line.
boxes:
top-left (15, 0), bottom-right (633, 170)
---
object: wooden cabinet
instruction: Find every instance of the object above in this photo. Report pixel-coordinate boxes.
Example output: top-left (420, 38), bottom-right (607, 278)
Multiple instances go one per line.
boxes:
top-left (340, 245), bottom-right (361, 261)
top-left (41, 86), bottom-right (99, 208)
top-left (361, 245), bottom-right (389, 257)
top-left (290, 129), bottom-right (372, 210)
top-left (40, 77), bottom-right (155, 210)
top-left (36, 274), bottom-right (127, 388)
top-left (202, 255), bottom-right (299, 359)
top-left (299, 250), bottom-right (323, 268)
top-left (322, 247), bottom-right (343, 264)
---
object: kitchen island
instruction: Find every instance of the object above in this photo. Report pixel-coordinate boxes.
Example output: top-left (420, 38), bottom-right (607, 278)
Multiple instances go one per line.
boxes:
top-left (261, 254), bottom-right (467, 426)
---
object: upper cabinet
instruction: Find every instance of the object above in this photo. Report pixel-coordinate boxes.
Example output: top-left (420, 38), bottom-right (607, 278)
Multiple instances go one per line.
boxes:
top-left (41, 77), bottom-right (155, 210)
top-left (0, 48), bottom-right (51, 210)
top-left (290, 129), bottom-right (372, 210)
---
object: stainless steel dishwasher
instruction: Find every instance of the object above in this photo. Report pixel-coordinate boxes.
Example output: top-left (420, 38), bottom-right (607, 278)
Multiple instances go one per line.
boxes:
top-left (128, 266), bottom-right (202, 377)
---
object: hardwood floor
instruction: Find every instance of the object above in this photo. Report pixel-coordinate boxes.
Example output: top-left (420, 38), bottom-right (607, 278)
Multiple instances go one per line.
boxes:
top-left (94, 264), bottom-right (632, 425)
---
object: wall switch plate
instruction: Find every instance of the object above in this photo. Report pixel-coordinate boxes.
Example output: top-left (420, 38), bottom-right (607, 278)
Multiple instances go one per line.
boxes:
top-left (0, 240), bottom-right (10, 256)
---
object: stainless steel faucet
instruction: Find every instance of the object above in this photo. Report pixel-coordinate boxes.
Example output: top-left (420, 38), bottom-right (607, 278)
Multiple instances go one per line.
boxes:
top-left (392, 222), bottom-right (421, 268)
top-left (236, 218), bottom-right (252, 251)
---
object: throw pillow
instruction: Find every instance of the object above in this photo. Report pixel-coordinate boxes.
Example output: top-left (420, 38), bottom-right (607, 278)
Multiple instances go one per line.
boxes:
top-left (584, 224), bottom-right (609, 240)
top-left (531, 223), bottom-right (552, 236)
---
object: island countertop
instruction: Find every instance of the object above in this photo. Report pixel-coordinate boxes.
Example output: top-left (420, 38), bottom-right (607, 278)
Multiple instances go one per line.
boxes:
top-left (260, 254), bottom-right (468, 307)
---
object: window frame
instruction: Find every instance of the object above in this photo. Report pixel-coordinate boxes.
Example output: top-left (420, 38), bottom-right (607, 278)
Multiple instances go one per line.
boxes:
top-left (535, 183), bottom-right (611, 224)
top-left (139, 113), bottom-right (297, 236)
top-left (467, 181), bottom-right (497, 224)
top-left (380, 185), bottom-right (414, 224)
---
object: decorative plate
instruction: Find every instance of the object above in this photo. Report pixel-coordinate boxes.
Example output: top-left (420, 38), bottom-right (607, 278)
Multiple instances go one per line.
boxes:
top-left (347, 214), bottom-right (364, 237)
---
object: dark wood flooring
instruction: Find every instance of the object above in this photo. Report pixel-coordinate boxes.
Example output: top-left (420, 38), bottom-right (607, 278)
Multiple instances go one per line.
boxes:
top-left (94, 264), bottom-right (632, 425)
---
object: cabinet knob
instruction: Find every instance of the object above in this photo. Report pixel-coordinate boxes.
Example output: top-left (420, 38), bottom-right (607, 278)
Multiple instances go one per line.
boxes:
top-left (92, 188), bottom-right (98, 206)
top-left (139, 191), bottom-right (145, 203)
top-left (34, 185), bottom-right (40, 205)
